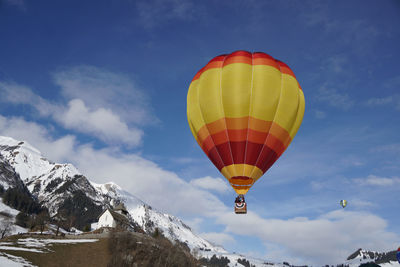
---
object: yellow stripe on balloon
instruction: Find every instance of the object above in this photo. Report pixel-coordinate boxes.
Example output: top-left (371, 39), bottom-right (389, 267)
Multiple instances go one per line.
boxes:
top-left (221, 164), bottom-right (263, 180)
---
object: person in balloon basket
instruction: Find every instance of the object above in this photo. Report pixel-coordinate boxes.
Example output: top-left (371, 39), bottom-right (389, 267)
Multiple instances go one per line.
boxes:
top-left (235, 195), bottom-right (245, 204)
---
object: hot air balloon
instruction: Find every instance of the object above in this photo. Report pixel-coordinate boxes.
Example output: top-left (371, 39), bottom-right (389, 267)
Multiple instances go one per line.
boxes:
top-left (187, 51), bottom-right (305, 214)
top-left (340, 200), bottom-right (347, 208)
top-left (397, 247), bottom-right (400, 264)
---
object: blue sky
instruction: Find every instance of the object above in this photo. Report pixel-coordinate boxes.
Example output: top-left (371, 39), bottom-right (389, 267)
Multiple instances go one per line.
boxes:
top-left (1, 0), bottom-right (400, 265)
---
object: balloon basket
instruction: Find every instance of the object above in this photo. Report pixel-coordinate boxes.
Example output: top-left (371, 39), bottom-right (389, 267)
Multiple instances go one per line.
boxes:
top-left (234, 202), bottom-right (247, 214)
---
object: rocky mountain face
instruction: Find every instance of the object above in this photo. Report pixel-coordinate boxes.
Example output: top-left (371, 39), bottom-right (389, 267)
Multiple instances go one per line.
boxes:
top-left (0, 153), bottom-right (25, 190)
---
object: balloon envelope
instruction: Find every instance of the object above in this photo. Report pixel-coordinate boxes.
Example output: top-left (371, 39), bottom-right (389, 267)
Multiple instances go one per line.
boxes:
top-left (340, 200), bottom-right (347, 208)
top-left (187, 51), bottom-right (305, 195)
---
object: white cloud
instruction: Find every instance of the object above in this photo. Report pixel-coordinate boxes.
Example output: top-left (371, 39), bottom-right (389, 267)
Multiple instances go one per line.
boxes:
top-left (325, 55), bottom-right (347, 73)
top-left (339, 155), bottom-right (365, 167)
top-left (53, 65), bottom-right (156, 125)
top-left (60, 99), bottom-right (143, 146)
top-left (4, 0), bottom-right (26, 11)
top-left (303, 6), bottom-right (381, 56)
top-left (0, 115), bottom-right (75, 163)
top-left (190, 176), bottom-right (231, 194)
top-left (217, 210), bottom-right (398, 265)
top-left (0, 66), bottom-right (157, 147)
top-left (365, 94), bottom-right (400, 110)
top-left (349, 199), bottom-right (375, 208)
top-left (71, 146), bottom-right (229, 217)
top-left (354, 175), bottom-right (400, 186)
top-left (199, 232), bottom-right (235, 247)
top-left (315, 84), bottom-right (353, 110)
top-left (384, 75), bottom-right (400, 89)
top-left (371, 143), bottom-right (400, 153)
top-left (169, 157), bottom-right (197, 164)
top-left (366, 96), bottom-right (393, 106)
top-left (314, 110), bottom-right (326, 119)
top-left (0, 82), bottom-right (58, 117)
top-left (135, 0), bottom-right (197, 29)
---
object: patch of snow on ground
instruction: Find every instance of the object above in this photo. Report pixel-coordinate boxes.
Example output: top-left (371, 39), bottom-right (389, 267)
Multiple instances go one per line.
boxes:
top-left (0, 237), bottom-right (100, 257)
top-left (0, 199), bottom-right (20, 216)
top-left (0, 252), bottom-right (36, 267)
top-left (47, 224), bottom-right (68, 234)
top-left (0, 199), bottom-right (29, 236)
top-left (17, 238), bottom-right (99, 247)
top-left (379, 261), bottom-right (400, 267)
top-left (0, 246), bottom-right (44, 253)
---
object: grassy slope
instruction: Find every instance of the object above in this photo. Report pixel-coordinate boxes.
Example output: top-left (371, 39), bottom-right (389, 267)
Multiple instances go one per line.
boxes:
top-left (0, 235), bottom-right (111, 267)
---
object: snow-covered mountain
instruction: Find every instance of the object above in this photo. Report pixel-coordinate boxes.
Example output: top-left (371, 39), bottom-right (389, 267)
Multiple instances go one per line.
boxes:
top-left (345, 248), bottom-right (400, 267)
top-left (0, 136), bottom-right (104, 216)
top-left (0, 136), bottom-right (223, 253)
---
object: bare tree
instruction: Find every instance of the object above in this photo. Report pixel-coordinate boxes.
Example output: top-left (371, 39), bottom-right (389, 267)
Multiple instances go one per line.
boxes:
top-left (52, 214), bottom-right (67, 236)
top-left (35, 210), bottom-right (50, 234)
top-left (0, 212), bottom-right (15, 238)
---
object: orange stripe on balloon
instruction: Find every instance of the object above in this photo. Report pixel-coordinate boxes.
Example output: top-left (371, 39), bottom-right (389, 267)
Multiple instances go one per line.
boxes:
top-left (210, 130), bottom-right (229, 146)
top-left (229, 177), bottom-right (254, 185)
top-left (196, 117), bottom-right (291, 149)
top-left (269, 123), bottom-right (292, 147)
top-left (265, 134), bottom-right (286, 156)
top-left (205, 118), bottom-right (227, 135)
top-left (225, 117), bottom-right (248, 130)
top-left (248, 117), bottom-right (273, 132)
top-left (253, 52), bottom-right (280, 69)
top-left (226, 129), bottom-right (247, 142)
top-left (231, 184), bottom-right (251, 190)
top-left (253, 58), bottom-right (280, 70)
top-left (204, 60), bottom-right (224, 71)
top-left (223, 56), bottom-right (252, 66)
top-left (247, 129), bottom-right (268, 144)
top-left (227, 51), bottom-right (252, 59)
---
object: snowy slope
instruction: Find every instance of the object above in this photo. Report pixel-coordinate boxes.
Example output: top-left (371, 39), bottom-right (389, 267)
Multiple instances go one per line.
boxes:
top-left (91, 181), bottom-right (226, 254)
top-left (0, 199), bottom-right (29, 236)
top-left (0, 253), bottom-right (35, 267)
top-left (345, 248), bottom-right (400, 267)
